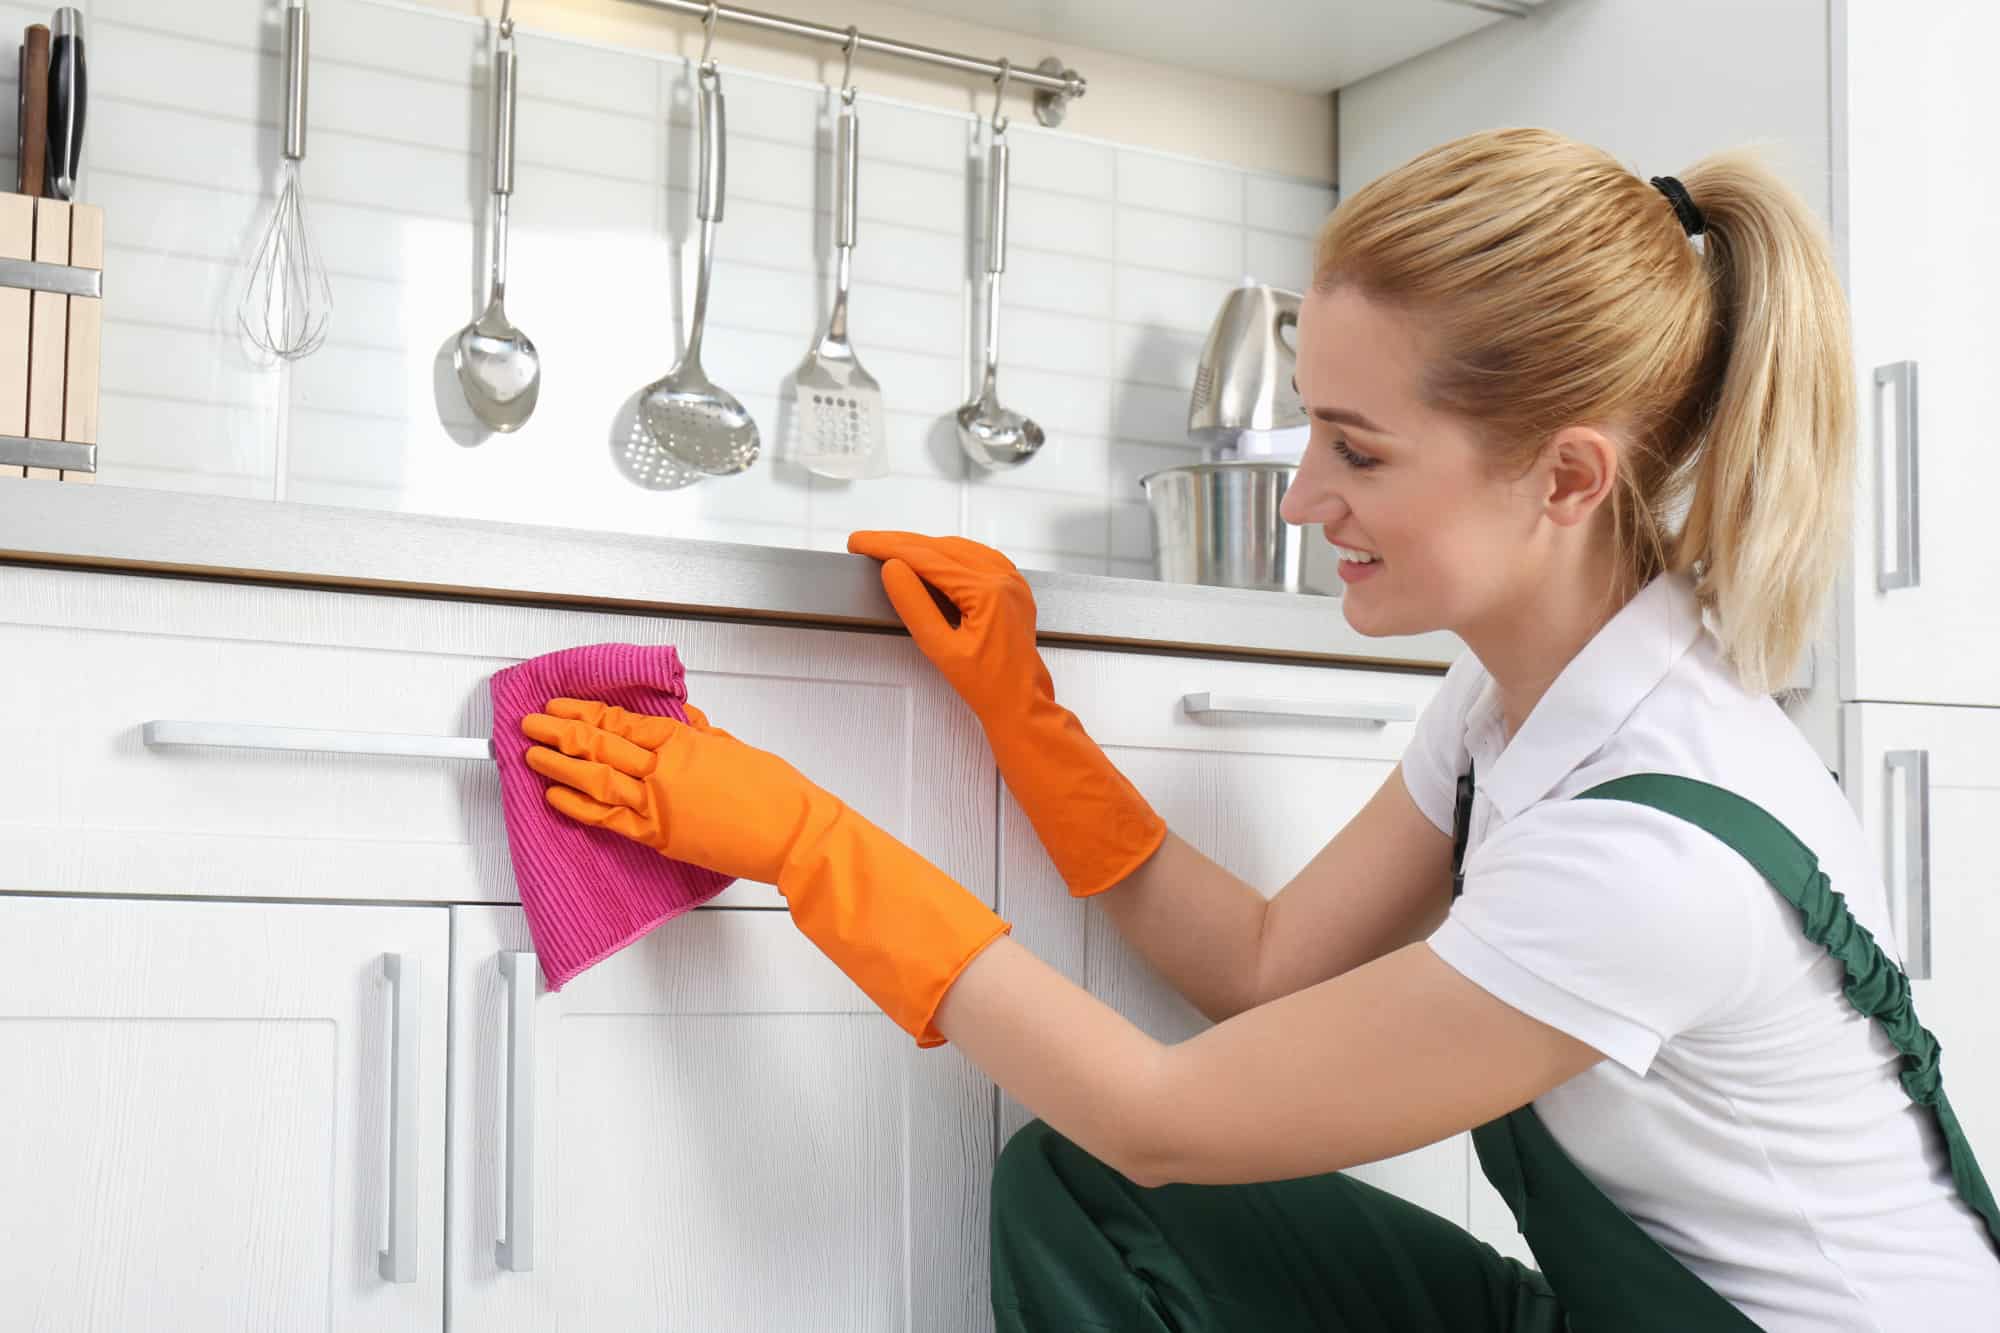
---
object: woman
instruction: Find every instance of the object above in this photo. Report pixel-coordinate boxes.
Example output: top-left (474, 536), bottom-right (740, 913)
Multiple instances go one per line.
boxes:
top-left (519, 128), bottom-right (2000, 1329)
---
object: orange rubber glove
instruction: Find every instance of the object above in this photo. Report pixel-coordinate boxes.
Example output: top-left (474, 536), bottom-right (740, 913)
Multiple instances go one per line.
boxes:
top-left (520, 698), bottom-right (1010, 1048)
top-left (845, 531), bottom-right (1166, 897)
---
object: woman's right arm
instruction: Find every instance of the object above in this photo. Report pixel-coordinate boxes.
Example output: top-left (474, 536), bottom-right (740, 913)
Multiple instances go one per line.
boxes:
top-left (1096, 765), bottom-right (1455, 1023)
top-left (843, 530), bottom-right (1452, 1024)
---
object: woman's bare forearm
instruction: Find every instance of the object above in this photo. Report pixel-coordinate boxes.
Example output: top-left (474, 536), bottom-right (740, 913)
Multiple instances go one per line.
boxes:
top-left (1091, 831), bottom-right (1271, 1023)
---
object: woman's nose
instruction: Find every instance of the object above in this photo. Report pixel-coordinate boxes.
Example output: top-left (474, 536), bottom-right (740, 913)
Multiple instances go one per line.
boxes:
top-left (1280, 447), bottom-right (1346, 526)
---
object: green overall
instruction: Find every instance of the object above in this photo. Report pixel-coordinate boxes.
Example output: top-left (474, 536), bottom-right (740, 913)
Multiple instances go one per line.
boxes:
top-left (989, 773), bottom-right (2000, 1331)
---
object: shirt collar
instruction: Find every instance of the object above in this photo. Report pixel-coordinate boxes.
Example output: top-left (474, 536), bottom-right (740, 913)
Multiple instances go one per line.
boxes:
top-left (1466, 570), bottom-right (1706, 820)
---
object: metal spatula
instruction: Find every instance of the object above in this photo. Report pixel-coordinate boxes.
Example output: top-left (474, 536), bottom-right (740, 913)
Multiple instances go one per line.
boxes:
top-left (635, 60), bottom-right (759, 477)
top-left (791, 89), bottom-right (886, 480)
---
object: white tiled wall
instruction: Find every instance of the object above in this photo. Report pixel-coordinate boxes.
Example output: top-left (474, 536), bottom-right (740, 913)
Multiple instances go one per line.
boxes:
top-left (77, 0), bottom-right (1332, 578)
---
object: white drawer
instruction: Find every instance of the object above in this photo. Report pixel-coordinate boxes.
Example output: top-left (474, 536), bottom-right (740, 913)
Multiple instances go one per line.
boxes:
top-left (1040, 641), bottom-right (1447, 762)
top-left (0, 565), bottom-right (995, 908)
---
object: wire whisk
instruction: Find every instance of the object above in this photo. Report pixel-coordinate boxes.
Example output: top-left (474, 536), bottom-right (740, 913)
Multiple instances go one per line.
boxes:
top-left (240, 0), bottom-right (331, 360)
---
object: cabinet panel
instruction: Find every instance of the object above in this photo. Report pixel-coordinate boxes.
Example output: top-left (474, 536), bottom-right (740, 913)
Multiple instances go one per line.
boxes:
top-left (448, 905), bottom-right (994, 1332)
top-left (0, 896), bottom-right (449, 1331)
top-left (1839, 1), bottom-right (2000, 704)
top-left (997, 647), bottom-right (1471, 1226)
top-left (1842, 703), bottom-right (2000, 1159)
top-left (0, 564), bottom-right (992, 910)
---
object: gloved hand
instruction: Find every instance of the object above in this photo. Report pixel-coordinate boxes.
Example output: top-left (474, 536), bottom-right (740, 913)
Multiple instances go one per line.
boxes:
top-left (521, 697), bottom-right (1010, 1048)
top-left (845, 531), bottom-right (1166, 897)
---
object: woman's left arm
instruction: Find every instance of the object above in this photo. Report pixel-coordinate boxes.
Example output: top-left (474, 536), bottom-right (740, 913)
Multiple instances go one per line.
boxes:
top-left (936, 934), bottom-right (1603, 1187)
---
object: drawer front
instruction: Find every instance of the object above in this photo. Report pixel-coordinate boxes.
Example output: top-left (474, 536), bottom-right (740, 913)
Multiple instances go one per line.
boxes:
top-left (0, 565), bottom-right (994, 908)
top-left (1039, 643), bottom-right (1446, 763)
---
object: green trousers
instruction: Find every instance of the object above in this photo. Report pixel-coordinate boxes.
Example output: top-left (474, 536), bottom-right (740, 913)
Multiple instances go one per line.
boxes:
top-left (990, 1117), bottom-right (1565, 1333)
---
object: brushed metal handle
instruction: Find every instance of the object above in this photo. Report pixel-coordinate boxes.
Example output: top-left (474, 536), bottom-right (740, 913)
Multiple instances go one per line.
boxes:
top-left (697, 65), bottom-right (725, 224)
top-left (986, 135), bottom-right (1009, 275)
top-left (1875, 361), bottom-right (1920, 592)
top-left (835, 101), bottom-right (857, 250)
top-left (380, 953), bottom-right (422, 1283)
top-left (490, 37), bottom-right (516, 197)
top-left (1181, 692), bottom-right (1415, 724)
top-left (144, 720), bottom-right (493, 762)
top-left (495, 951), bottom-right (537, 1273)
top-left (282, 2), bottom-right (308, 162)
top-left (1884, 750), bottom-right (1931, 980)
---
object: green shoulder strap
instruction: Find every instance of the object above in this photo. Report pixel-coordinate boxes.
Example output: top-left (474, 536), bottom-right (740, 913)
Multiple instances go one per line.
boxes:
top-left (1578, 773), bottom-right (2000, 1254)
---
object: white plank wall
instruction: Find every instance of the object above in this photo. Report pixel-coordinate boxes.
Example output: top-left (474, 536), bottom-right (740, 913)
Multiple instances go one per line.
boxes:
top-left (62, 0), bottom-right (1334, 577)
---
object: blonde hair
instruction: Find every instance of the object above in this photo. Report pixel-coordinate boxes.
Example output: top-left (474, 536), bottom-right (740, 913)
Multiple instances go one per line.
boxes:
top-left (1313, 128), bottom-right (1853, 695)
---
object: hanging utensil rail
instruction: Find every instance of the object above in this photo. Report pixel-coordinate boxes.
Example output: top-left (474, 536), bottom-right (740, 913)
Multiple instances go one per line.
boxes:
top-left (620, 0), bottom-right (1087, 126)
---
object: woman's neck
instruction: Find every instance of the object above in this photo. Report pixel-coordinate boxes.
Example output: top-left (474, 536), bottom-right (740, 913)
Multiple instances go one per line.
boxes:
top-left (1462, 557), bottom-right (1634, 744)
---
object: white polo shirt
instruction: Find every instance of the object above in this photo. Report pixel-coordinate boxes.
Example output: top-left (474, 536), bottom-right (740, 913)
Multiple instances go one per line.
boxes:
top-left (1403, 569), bottom-right (2000, 1331)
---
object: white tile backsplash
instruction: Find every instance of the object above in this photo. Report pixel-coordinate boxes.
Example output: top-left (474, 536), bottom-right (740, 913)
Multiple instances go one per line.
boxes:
top-left (1115, 150), bottom-right (1245, 224)
top-left (1115, 206), bottom-right (1244, 280)
top-left (1247, 176), bottom-right (1338, 237)
top-left (1246, 227), bottom-right (1316, 293)
top-left (83, 0), bottom-right (1338, 583)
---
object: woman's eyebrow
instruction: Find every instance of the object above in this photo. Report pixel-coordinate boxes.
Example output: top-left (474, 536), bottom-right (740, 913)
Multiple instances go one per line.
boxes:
top-left (1292, 379), bottom-right (1393, 436)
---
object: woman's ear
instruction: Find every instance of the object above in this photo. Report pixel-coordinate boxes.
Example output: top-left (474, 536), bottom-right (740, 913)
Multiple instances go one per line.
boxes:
top-left (1539, 426), bottom-right (1618, 528)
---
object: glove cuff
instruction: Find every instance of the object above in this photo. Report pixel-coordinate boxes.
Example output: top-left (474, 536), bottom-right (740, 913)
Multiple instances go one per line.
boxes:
top-left (984, 698), bottom-right (1167, 898)
top-left (777, 801), bottom-right (1012, 1048)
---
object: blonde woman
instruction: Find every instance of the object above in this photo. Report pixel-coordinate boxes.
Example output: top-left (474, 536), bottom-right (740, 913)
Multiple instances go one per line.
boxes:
top-left (520, 128), bottom-right (2000, 1329)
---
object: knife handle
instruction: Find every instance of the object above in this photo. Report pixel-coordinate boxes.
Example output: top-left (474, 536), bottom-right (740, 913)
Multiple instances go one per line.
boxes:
top-left (48, 9), bottom-right (85, 202)
top-left (19, 26), bottom-right (47, 196)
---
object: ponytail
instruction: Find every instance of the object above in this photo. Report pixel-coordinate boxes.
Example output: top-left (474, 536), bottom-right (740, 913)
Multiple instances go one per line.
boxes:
top-left (1672, 152), bottom-right (1854, 694)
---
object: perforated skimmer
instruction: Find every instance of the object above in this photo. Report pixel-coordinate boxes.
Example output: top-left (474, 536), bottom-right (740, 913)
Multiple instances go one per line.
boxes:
top-left (634, 59), bottom-right (759, 478)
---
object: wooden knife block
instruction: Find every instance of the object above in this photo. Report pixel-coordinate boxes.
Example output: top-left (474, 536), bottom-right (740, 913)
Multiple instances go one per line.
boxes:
top-left (0, 192), bottom-right (102, 482)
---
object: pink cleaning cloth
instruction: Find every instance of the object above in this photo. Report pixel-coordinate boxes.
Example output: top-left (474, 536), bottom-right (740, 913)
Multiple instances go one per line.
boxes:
top-left (491, 642), bottom-right (735, 991)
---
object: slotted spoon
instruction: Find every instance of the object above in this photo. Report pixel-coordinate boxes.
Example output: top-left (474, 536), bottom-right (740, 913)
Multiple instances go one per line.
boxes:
top-left (635, 61), bottom-right (759, 477)
top-left (791, 87), bottom-right (887, 480)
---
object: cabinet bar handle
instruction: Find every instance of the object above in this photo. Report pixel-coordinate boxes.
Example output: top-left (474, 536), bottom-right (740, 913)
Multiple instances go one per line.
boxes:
top-left (379, 953), bottom-right (422, 1284)
top-left (495, 951), bottom-right (538, 1273)
top-left (144, 720), bottom-right (492, 762)
top-left (1884, 749), bottom-right (1932, 980)
top-left (1181, 692), bottom-right (1415, 724)
top-left (1875, 360), bottom-right (1920, 592)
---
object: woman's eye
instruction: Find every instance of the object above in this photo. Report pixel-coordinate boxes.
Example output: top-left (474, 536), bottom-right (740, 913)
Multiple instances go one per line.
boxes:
top-left (1330, 437), bottom-right (1379, 470)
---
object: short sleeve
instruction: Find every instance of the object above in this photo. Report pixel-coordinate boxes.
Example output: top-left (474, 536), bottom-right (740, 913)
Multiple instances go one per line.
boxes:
top-left (1426, 797), bottom-right (1757, 1076)
top-left (1399, 652), bottom-right (1489, 836)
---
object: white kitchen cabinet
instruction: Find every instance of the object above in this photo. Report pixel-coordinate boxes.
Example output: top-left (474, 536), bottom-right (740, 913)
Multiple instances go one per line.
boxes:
top-left (1841, 703), bottom-right (2000, 1160)
top-left (1836, 1), bottom-right (2000, 707)
top-left (0, 564), bottom-right (993, 911)
top-left (447, 904), bottom-right (994, 1332)
top-left (0, 896), bottom-right (449, 1331)
top-left (995, 646), bottom-right (1472, 1223)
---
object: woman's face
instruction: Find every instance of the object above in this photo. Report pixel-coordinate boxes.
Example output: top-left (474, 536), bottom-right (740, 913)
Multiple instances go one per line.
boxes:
top-left (1279, 284), bottom-right (1548, 640)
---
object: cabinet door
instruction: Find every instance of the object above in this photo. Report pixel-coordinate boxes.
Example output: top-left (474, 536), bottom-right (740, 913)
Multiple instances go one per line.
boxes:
top-left (447, 905), bottom-right (994, 1332)
top-left (1842, 703), bottom-right (2000, 1158)
top-left (0, 897), bottom-right (449, 1331)
top-left (1839, 1), bottom-right (2000, 705)
top-left (995, 648), bottom-right (1471, 1224)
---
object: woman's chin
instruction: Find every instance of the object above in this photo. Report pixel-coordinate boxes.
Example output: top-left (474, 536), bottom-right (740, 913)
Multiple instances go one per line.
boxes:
top-left (1336, 590), bottom-right (1432, 641)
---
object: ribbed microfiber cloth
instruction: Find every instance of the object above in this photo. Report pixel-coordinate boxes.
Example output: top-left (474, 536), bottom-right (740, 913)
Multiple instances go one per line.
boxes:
top-left (491, 642), bottom-right (735, 991)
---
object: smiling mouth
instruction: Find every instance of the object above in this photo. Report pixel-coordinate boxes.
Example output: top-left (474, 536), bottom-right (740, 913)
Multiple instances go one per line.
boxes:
top-left (1325, 534), bottom-right (1381, 564)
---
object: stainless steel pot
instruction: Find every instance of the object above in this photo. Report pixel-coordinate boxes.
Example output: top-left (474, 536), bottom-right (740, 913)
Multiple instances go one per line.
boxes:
top-left (1138, 459), bottom-right (1324, 595)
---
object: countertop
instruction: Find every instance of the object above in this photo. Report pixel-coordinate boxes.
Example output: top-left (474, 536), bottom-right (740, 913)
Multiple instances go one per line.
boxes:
top-left (0, 483), bottom-right (1462, 669)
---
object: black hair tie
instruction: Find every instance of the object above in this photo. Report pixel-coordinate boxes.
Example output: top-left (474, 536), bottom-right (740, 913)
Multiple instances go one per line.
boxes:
top-left (1650, 175), bottom-right (1706, 238)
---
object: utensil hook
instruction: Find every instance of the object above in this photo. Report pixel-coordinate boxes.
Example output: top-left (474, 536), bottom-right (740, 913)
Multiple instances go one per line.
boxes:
top-left (699, 0), bottom-right (718, 76)
top-left (990, 57), bottom-right (1011, 134)
top-left (497, 0), bottom-right (514, 40)
top-left (839, 25), bottom-right (858, 105)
